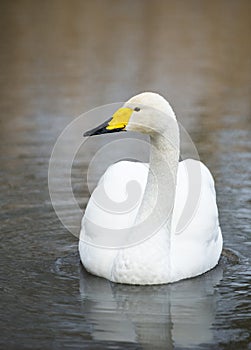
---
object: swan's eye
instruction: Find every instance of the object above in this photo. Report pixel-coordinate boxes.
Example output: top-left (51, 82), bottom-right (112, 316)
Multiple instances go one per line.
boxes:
top-left (134, 107), bottom-right (140, 112)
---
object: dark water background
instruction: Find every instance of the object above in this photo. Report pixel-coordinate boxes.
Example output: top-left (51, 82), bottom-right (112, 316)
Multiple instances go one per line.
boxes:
top-left (0, 1), bottom-right (250, 349)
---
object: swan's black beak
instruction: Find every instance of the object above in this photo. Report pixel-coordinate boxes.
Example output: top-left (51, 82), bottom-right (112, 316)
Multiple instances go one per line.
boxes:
top-left (84, 107), bottom-right (134, 137)
top-left (84, 118), bottom-right (126, 136)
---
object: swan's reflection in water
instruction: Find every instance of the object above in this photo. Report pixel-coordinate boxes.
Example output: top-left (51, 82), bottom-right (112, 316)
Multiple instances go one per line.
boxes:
top-left (79, 263), bottom-right (223, 348)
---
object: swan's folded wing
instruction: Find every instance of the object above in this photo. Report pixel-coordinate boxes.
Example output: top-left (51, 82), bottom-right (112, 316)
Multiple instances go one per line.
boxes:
top-left (172, 159), bottom-right (219, 240)
top-left (170, 159), bottom-right (222, 281)
top-left (79, 161), bottom-right (148, 279)
top-left (82, 161), bottom-right (148, 231)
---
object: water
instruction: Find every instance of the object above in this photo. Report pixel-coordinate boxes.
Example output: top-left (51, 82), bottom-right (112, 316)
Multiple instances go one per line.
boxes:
top-left (0, 1), bottom-right (250, 349)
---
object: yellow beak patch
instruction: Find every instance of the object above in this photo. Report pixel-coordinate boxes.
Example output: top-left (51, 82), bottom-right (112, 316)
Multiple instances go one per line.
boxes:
top-left (106, 107), bottom-right (133, 131)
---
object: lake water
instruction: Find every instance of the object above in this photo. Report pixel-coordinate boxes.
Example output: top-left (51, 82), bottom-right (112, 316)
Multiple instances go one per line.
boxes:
top-left (0, 1), bottom-right (250, 349)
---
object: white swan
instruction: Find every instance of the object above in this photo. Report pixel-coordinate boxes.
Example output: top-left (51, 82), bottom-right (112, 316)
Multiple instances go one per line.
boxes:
top-left (79, 92), bottom-right (223, 285)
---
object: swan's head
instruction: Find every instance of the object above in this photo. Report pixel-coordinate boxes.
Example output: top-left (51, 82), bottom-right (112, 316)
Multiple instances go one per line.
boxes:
top-left (84, 92), bottom-right (176, 137)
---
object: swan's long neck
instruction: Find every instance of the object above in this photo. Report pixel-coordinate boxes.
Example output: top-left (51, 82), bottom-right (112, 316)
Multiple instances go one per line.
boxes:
top-left (136, 120), bottom-right (180, 228)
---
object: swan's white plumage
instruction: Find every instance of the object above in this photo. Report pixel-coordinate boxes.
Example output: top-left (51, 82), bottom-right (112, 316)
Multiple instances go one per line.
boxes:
top-left (79, 92), bottom-right (223, 285)
top-left (79, 159), bottom-right (222, 284)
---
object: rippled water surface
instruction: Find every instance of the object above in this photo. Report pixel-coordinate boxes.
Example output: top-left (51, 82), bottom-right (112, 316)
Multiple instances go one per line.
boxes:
top-left (0, 1), bottom-right (250, 349)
